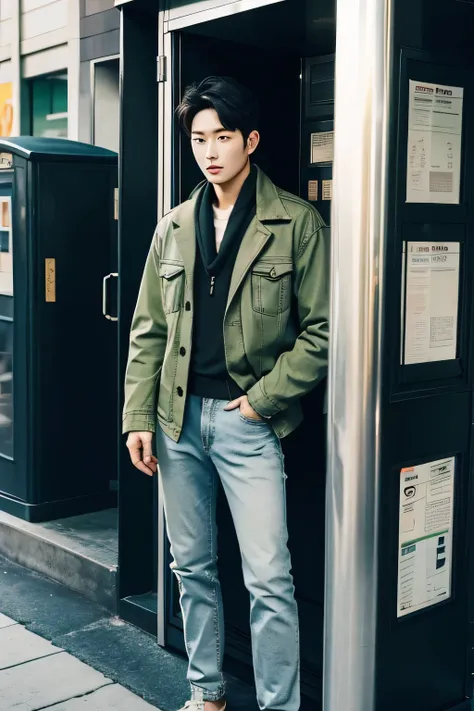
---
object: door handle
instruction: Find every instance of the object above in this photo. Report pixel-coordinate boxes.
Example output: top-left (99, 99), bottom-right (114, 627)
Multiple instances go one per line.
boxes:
top-left (102, 273), bottom-right (118, 321)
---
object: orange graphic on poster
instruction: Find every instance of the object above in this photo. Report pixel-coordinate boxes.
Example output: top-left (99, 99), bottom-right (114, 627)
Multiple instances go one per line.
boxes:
top-left (0, 84), bottom-right (13, 137)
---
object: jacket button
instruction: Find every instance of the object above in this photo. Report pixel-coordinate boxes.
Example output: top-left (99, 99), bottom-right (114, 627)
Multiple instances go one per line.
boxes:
top-left (177, 386), bottom-right (183, 397)
top-left (185, 301), bottom-right (191, 311)
top-left (179, 347), bottom-right (186, 357)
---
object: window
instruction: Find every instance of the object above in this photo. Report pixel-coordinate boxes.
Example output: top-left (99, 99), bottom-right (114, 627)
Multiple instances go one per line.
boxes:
top-left (93, 58), bottom-right (119, 152)
top-left (30, 73), bottom-right (68, 138)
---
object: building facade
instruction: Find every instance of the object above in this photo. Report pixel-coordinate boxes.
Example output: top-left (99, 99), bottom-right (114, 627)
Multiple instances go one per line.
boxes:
top-left (79, 0), bottom-right (119, 151)
top-left (0, 0), bottom-right (119, 151)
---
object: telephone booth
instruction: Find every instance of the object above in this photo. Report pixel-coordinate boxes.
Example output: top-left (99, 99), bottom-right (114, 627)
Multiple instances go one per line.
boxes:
top-left (116, 2), bottom-right (474, 710)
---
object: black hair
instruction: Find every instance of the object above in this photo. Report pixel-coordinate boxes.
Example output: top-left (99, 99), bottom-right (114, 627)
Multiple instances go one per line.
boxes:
top-left (176, 76), bottom-right (259, 141)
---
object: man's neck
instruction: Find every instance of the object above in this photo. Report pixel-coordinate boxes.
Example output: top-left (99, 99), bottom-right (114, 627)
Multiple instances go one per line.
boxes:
top-left (212, 161), bottom-right (251, 210)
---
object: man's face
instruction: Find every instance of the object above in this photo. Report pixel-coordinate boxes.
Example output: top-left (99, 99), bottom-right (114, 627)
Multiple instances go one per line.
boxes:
top-left (191, 108), bottom-right (258, 186)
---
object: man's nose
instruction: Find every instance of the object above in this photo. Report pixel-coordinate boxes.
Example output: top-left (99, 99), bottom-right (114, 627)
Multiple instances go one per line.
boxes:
top-left (205, 140), bottom-right (218, 161)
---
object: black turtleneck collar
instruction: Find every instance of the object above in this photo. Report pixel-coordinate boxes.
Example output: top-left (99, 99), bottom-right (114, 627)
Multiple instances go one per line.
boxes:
top-left (195, 164), bottom-right (257, 277)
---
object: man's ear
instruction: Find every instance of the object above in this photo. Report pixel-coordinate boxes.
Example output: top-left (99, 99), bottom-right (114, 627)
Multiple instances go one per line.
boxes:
top-left (247, 130), bottom-right (260, 155)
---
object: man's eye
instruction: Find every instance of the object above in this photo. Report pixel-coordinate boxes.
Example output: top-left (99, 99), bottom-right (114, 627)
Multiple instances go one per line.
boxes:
top-left (192, 138), bottom-right (205, 144)
top-left (218, 136), bottom-right (230, 141)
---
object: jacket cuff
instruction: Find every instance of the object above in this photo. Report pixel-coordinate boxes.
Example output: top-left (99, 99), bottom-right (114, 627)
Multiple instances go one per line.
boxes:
top-left (122, 412), bottom-right (156, 435)
top-left (247, 380), bottom-right (281, 419)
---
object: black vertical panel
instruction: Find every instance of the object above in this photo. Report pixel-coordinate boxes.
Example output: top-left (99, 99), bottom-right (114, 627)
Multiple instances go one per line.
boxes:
top-left (174, 31), bottom-right (301, 204)
top-left (375, 0), bottom-right (474, 709)
top-left (117, 0), bottom-right (158, 600)
top-left (33, 161), bottom-right (117, 504)
top-left (300, 55), bottom-right (334, 227)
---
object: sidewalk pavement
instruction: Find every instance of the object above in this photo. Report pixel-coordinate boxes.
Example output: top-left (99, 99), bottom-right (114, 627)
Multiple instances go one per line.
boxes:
top-left (0, 554), bottom-right (262, 711)
top-left (0, 611), bottom-right (160, 710)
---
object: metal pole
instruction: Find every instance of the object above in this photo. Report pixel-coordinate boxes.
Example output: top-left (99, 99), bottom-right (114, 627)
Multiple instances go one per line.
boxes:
top-left (324, 0), bottom-right (393, 709)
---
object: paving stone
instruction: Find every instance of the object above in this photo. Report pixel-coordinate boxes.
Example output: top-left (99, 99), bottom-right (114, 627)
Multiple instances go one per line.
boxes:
top-left (54, 617), bottom-right (189, 711)
top-left (0, 652), bottom-right (112, 710)
top-left (0, 624), bottom-right (62, 669)
top-left (0, 613), bottom-right (16, 629)
top-left (43, 684), bottom-right (160, 710)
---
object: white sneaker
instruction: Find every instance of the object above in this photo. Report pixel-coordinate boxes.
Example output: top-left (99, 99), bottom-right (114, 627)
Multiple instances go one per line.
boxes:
top-left (178, 701), bottom-right (227, 711)
top-left (179, 703), bottom-right (204, 711)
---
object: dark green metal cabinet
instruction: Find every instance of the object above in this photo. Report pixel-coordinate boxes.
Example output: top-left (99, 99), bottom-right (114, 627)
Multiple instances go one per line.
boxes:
top-left (0, 137), bottom-right (118, 522)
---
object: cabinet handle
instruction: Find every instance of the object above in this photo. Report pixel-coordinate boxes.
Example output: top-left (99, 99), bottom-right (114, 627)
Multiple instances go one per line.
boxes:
top-left (102, 273), bottom-right (118, 321)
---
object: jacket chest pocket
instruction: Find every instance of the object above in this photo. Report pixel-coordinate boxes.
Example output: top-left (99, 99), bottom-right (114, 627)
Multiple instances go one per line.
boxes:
top-left (251, 261), bottom-right (293, 317)
top-left (160, 261), bottom-right (185, 314)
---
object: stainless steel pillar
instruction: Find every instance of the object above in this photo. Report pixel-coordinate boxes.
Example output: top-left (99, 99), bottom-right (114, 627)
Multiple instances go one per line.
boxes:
top-left (324, 0), bottom-right (393, 709)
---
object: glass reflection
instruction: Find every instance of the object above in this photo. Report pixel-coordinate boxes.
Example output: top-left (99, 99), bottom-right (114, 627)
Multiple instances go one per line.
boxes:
top-left (0, 196), bottom-right (12, 295)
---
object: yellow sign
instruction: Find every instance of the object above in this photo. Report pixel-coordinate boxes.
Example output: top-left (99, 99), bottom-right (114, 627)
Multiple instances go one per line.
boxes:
top-left (0, 83), bottom-right (13, 137)
top-left (45, 258), bottom-right (56, 302)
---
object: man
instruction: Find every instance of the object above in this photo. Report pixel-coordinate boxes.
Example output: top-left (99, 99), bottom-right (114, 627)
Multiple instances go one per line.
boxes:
top-left (123, 76), bottom-right (329, 711)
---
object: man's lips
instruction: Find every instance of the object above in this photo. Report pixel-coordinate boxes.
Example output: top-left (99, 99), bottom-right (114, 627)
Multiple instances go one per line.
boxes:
top-left (207, 166), bottom-right (223, 173)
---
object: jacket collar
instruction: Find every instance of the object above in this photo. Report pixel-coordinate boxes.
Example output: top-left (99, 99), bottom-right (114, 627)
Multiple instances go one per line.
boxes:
top-left (172, 166), bottom-right (291, 306)
top-left (254, 165), bottom-right (292, 222)
top-left (172, 164), bottom-right (291, 229)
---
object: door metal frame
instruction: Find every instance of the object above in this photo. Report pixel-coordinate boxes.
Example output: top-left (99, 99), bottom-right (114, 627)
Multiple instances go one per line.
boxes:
top-left (324, 0), bottom-right (393, 710)
top-left (157, 9), bottom-right (173, 222)
top-left (164, 0), bottom-right (285, 32)
top-left (156, 5), bottom-right (172, 647)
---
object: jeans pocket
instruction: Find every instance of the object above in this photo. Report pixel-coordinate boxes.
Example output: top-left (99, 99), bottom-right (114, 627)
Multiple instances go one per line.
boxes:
top-left (239, 412), bottom-right (268, 425)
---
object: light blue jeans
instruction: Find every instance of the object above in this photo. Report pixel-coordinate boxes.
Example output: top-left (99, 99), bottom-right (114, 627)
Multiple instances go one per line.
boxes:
top-left (156, 395), bottom-right (300, 710)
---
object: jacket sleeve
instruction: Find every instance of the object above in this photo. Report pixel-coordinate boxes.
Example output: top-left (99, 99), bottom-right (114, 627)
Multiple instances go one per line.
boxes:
top-left (122, 226), bottom-right (167, 434)
top-left (247, 224), bottom-right (330, 418)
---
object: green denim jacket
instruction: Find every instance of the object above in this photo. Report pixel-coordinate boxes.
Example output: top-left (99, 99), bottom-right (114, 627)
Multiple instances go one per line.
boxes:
top-left (123, 166), bottom-right (329, 441)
